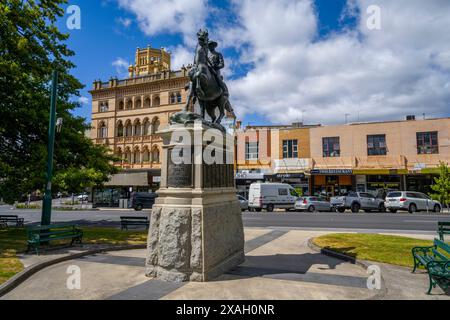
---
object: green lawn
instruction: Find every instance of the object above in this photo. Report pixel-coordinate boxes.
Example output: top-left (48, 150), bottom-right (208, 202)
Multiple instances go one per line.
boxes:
top-left (313, 233), bottom-right (448, 267)
top-left (0, 227), bottom-right (148, 285)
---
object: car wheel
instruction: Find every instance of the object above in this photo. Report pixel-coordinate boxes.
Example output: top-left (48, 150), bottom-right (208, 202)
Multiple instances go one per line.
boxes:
top-left (351, 203), bottom-right (360, 213)
top-left (433, 204), bottom-right (441, 213)
top-left (135, 204), bottom-right (143, 211)
top-left (408, 203), bottom-right (417, 214)
top-left (378, 203), bottom-right (386, 213)
top-left (337, 208), bottom-right (345, 213)
top-left (389, 209), bottom-right (397, 213)
top-left (308, 205), bottom-right (315, 212)
top-left (266, 204), bottom-right (274, 212)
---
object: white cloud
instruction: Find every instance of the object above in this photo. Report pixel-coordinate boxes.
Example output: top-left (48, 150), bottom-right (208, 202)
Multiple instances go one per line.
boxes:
top-left (78, 96), bottom-right (89, 105)
top-left (224, 0), bottom-right (450, 124)
top-left (117, 0), bottom-right (208, 46)
top-left (116, 17), bottom-right (132, 28)
top-left (112, 57), bottom-right (130, 78)
top-left (170, 45), bottom-right (193, 70)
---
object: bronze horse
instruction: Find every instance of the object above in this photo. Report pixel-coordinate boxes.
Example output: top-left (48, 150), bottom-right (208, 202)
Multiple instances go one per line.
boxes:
top-left (185, 30), bottom-right (233, 124)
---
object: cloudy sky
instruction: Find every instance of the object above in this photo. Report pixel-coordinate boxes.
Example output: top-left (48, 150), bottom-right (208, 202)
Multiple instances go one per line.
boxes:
top-left (64, 0), bottom-right (450, 126)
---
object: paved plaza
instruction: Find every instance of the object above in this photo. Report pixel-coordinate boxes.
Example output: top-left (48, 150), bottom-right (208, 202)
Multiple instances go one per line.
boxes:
top-left (2, 228), bottom-right (448, 300)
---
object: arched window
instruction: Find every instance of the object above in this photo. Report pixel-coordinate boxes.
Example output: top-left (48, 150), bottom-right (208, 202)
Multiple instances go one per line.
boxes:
top-left (151, 118), bottom-right (160, 134)
top-left (126, 99), bottom-right (133, 109)
top-left (151, 146), bottom-right (160, 163)
top-left (116, 148), bottom-right (123, 162)
top-left (169, 93), bottom-right (176, 104)
top-left (98, 121), bottom-right (107, 138)
top-left (118, 100), bottom-right (124, 110)
top-left (133, 119), bottom-right (142, 136)
top-left (99, 101), bottom-right (109, 112)
top-left (124, 148), bottom-right (132, 163)
top-left (133, 147), bottom-right (141, 164)
top-left (135, 98), bottom-right (142, 109)
top-left (153, 95), bottom-right (160, 107)
top-left (125, 120), bottom-right (132, 137)
top-left (143, 118), bottom-right (150, 136)
top-left (117, 121), bottom-right (124, 137)
top-left (142, 146), bottom-right (150, 162)
top-left (144, 97), bottom-right (151, 108)
top-left (176, 92), bottom-right (182, 103)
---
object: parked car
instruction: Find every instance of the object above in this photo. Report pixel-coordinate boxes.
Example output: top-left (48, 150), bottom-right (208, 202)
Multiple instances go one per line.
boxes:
top-left (330, 191), bottom-right (386, 213)
top-left (385, 191), bottom-right (442, 213)
top-left (295, 196), bottom-right (332, 212)
top-left (77, 193), bottom-right (89, 201)
top-left (248, 182), bottom-right (299, 212)
top-left (132, 192), bottom-right (158, 211)
top-left (237, 195), bottom-right (248, 211)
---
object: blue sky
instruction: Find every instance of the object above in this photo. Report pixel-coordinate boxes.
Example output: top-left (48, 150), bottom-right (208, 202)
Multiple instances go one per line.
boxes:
top-left (59, 0), bottom-right (450, 126)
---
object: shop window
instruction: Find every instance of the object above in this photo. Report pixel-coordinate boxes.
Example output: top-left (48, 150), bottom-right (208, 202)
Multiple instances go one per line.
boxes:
top-left (322, 137), bottom-right (340, 157)
top-left (245, 142), bottom-right (259, 160)
top-left (282, 140), bottom-right (298, 158)
top-left (367, 134), bottom-right (387, 156)
top-left (417, 132), bottom-right (438, 154)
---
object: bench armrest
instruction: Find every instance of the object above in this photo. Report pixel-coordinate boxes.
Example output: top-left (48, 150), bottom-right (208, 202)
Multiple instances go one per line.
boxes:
top-left (412, 245), bottom-right (434, 255)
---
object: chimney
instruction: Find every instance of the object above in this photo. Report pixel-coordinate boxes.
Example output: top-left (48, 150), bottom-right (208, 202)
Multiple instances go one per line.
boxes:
top-left (406, 115), bottom-right (416, 121)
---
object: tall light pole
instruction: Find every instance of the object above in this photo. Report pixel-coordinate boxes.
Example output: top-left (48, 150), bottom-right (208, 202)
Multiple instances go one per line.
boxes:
top-left (41, 71), bottom-right (58, 226)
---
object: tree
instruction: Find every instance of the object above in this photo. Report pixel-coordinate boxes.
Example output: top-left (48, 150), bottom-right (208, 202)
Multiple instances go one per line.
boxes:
top-left (0, 0), bottom-right (118, 203)
top-left (430, 162), bottom-right (450, 212)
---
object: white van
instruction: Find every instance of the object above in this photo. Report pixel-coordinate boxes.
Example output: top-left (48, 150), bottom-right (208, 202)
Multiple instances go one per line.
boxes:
top-left (248, 182), bottom-right (299, 212)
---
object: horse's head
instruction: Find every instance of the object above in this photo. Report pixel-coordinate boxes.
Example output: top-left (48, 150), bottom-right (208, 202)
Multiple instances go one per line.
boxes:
top-left (197, 29), bottom-right (209, 47)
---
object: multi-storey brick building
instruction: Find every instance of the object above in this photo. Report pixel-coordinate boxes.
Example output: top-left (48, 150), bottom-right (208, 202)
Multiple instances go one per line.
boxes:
top-left (90, 46), bottom-right (191, 206)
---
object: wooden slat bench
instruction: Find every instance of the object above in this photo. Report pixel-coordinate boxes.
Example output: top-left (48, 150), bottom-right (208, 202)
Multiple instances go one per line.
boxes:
top-left (120, 216), bottom-right (149, 230)
top-left (438, 222), bottom-right (450, 241)
top-left (412, 238), bottom-right (450, 294)
top-left (27, 224), bottom-right (83, 255)
top-left (0, 215), bottom-right (24, 228)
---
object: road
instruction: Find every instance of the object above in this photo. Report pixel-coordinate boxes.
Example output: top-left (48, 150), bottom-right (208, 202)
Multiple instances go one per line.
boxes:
top-left (2, 205), bottom-right (449, 233)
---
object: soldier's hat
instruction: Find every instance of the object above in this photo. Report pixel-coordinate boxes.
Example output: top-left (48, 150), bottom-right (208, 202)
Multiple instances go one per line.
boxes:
top-left (208, 41), bottom-right (218, 49)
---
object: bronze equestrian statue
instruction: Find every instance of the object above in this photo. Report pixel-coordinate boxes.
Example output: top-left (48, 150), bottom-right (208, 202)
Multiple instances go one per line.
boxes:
top-left (180, 29), bottom-right (235, 126)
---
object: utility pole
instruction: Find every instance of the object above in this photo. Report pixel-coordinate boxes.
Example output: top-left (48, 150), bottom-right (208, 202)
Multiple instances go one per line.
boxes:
top-left (41, 71), bottom-right (58, 226)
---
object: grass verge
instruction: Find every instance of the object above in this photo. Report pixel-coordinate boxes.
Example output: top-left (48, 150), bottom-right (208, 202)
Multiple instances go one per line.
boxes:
top-left (0, 227), bottom-right (148, 285)
top-left (312, 233), bottom-right (441, 267)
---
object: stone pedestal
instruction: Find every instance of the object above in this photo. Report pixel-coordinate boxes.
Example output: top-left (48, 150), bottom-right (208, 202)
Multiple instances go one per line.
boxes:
top-left (145, 122), bottom-right (245, 282)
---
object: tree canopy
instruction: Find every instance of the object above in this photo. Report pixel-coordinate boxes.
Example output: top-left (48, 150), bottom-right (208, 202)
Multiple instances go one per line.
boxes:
top-left (430, 162), bottom-right (450, 211)
top-left (0, 0), bottom-right (118, 203)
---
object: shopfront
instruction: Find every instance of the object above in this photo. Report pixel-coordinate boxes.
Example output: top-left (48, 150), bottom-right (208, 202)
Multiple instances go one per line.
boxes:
top-left (235, 171), bottom-right (267, 199)
top-left (310, 169), bottom-right (353, 197)
top-left (270, 173), bottom-right (310, 196)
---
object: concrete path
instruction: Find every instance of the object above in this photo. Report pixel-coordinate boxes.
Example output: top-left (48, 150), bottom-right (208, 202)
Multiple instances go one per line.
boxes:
top-left (2, 228), bottom-right (449, 300)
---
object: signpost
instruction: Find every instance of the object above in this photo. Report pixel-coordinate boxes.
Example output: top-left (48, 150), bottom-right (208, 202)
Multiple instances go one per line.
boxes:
top-left (41, 71), bottom-right (58, 226)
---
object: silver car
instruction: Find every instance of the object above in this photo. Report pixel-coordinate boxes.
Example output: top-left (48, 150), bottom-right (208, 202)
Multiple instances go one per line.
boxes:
top-left (385, 191), bottom-right (442, 213)
top-left (237, 195), bottom-right (249, 211)
top-left (295, 196), bottom-right (332, 212)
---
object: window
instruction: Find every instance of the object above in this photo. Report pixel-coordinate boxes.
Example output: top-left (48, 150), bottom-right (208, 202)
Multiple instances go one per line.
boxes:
top-left (245, 142), bottom-right (259, 160)
top-left (417, 131), bottom-right (438, 154)
top-left (367, 134), bottom-right (387, 156)
top-left (98, 122), bottom-right (107, 138)
top-left (99, 102), bottom-right (109, 112)
top-left (176, 92), bottom-right (182, 103)
top-left (170, 94), bottom-right (176, 104)
top-left (283, 140), bottom-right (298, 158)
top-left (278, 188), bottom-right (288, 196)
top-left (322, 137), bottom-right (340, 157)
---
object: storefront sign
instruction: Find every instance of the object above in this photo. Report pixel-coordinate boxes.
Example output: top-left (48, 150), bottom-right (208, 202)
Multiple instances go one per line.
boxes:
top-left (310, 169), bottom-right (353, 175)
top-left (275, 173), bottom-right (305, 179)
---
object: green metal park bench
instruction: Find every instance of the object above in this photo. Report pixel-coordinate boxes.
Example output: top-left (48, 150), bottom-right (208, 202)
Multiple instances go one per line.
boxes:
top-left (438, 222), bottom-right (450, 241)
top-left (120, 216), bottom-right (149, 231)
top-left (412, 238), bottom-right (450, 294)
top-left (27, 224), bottom-right (83, 255)
top-left (0, 215), bottom-right (24, 228)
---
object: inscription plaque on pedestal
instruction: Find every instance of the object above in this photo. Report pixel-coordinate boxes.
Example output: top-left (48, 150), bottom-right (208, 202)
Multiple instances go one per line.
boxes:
top-left (167, 148), bottom-right (193, 188)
